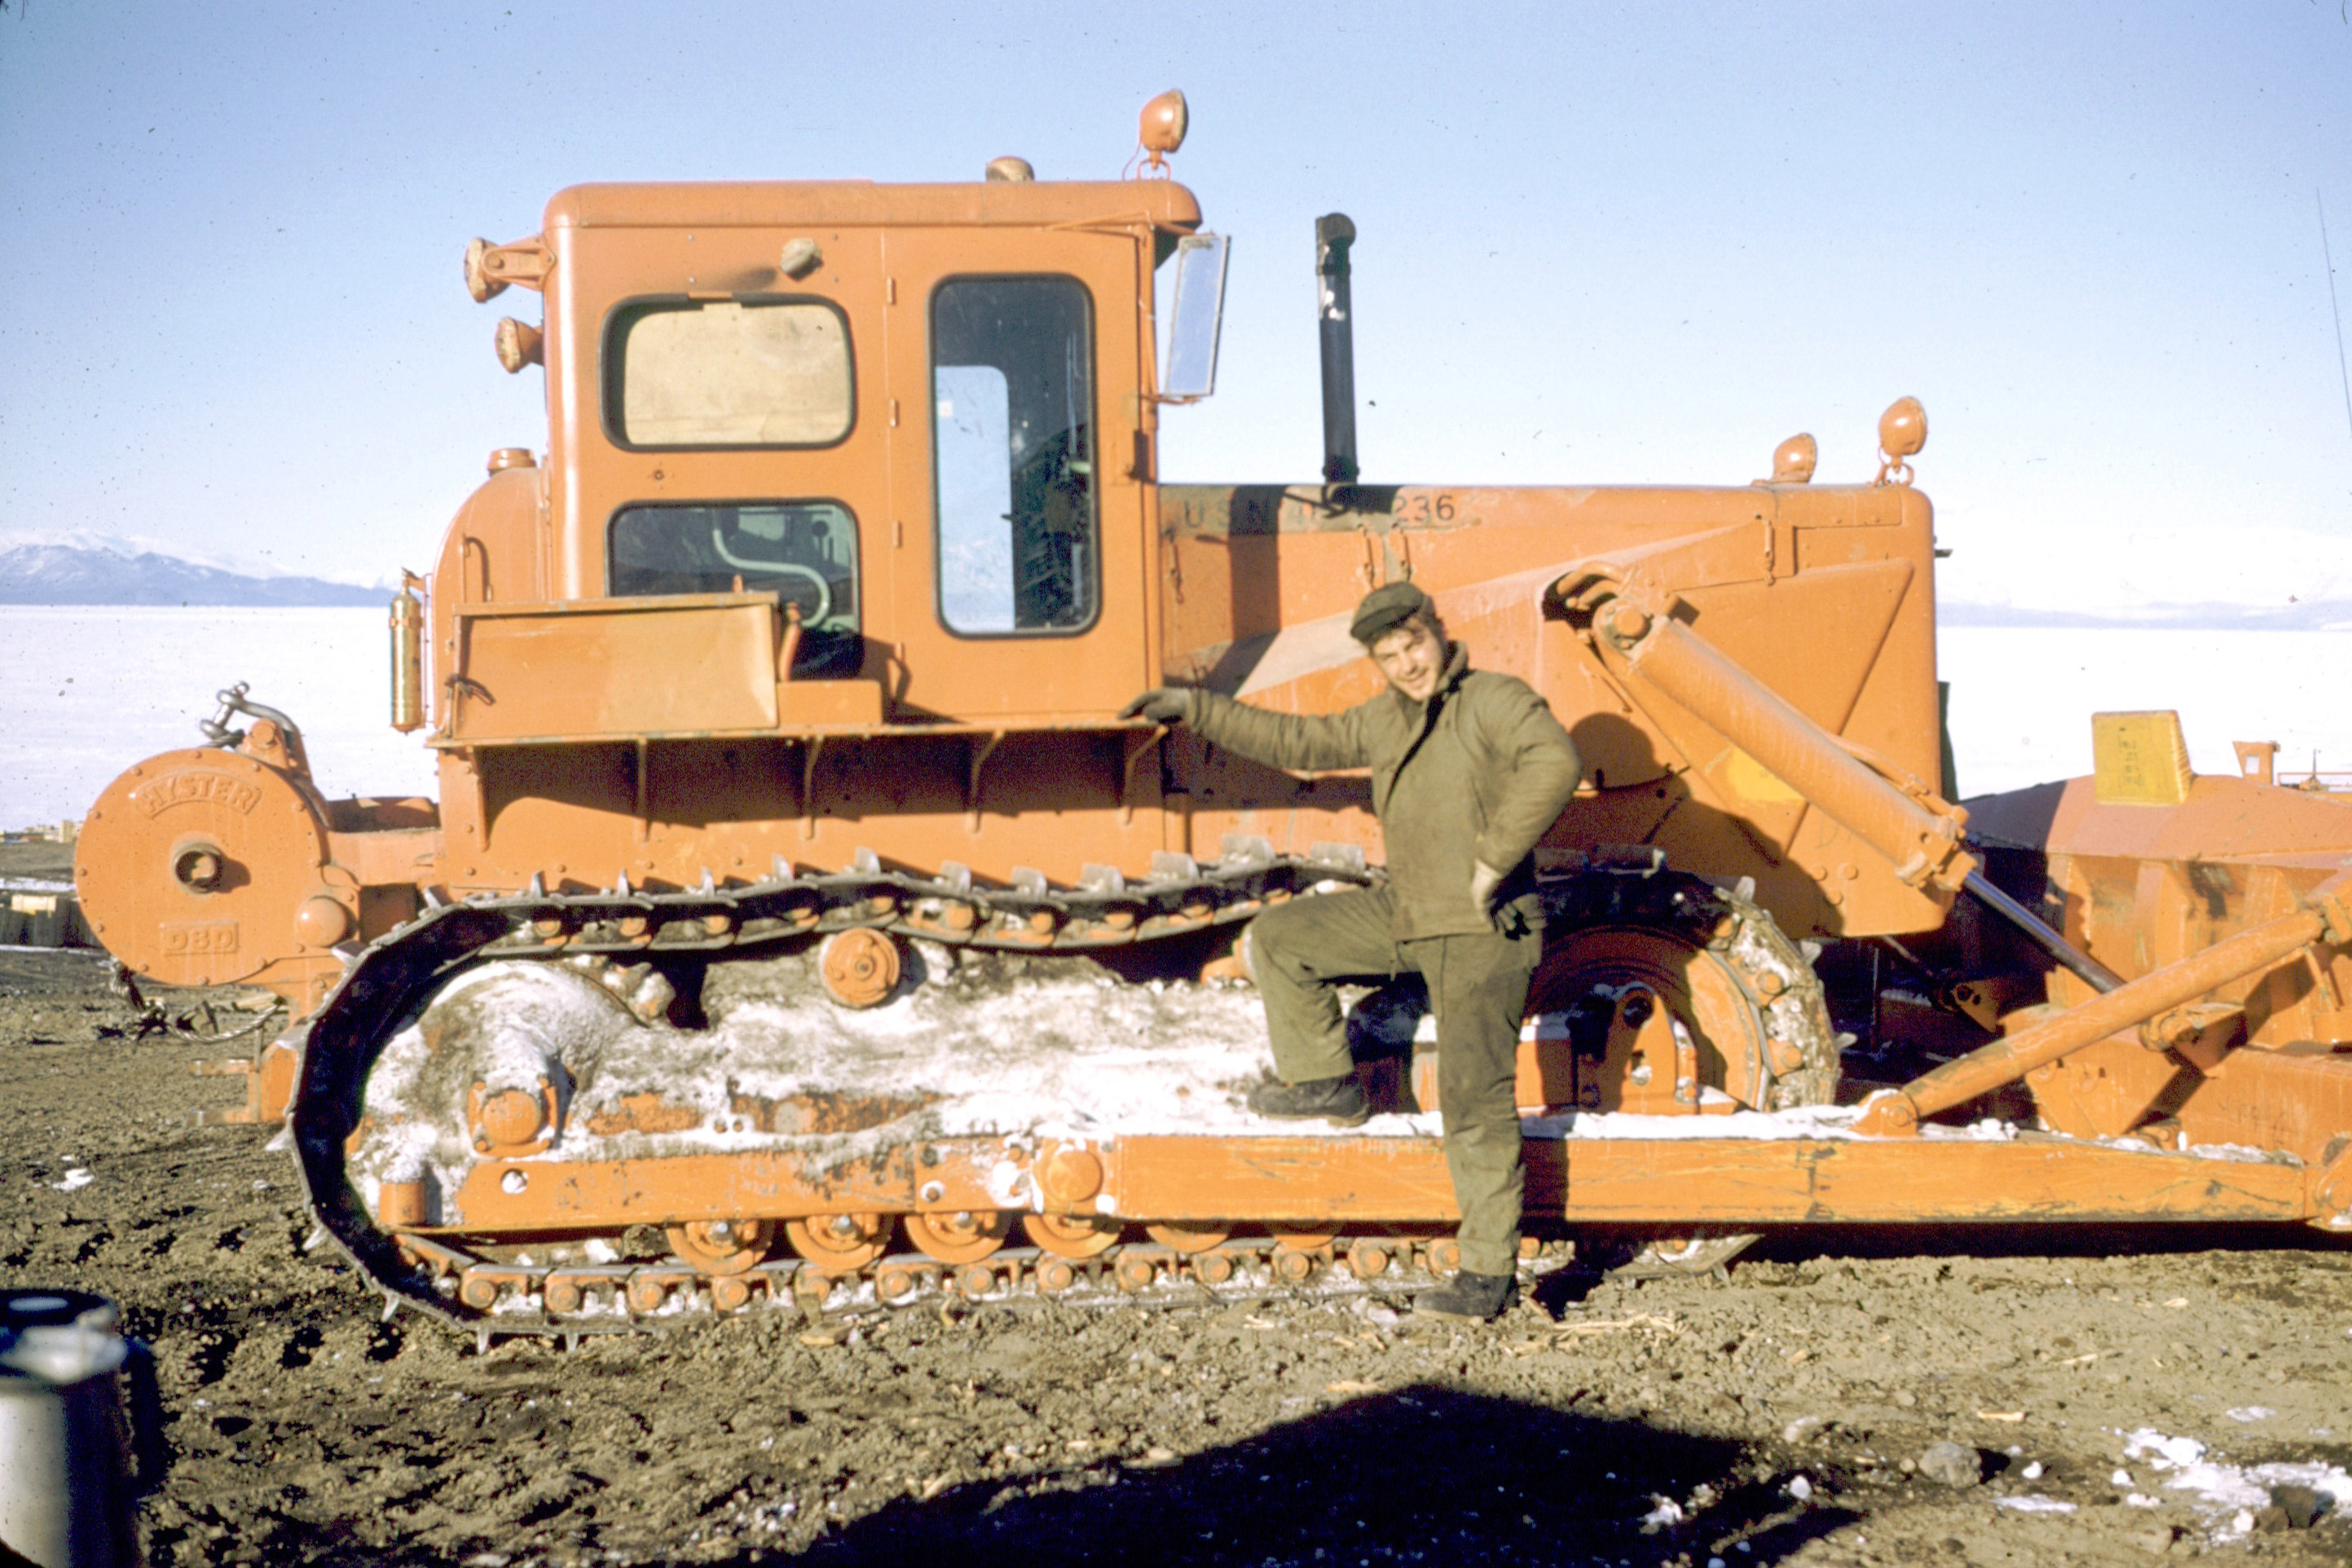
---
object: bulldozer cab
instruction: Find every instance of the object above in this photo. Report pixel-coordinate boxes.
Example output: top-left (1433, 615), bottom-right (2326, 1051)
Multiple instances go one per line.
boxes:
top-left (471, 178), bottom-right (1202, 734)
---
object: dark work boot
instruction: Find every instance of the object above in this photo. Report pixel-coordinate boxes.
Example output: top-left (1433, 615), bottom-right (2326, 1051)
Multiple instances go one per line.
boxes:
top-left (1245, 1074), bottom-right (1370, 1127)
top-left (1412, 1269), bottom-right (1517, 1323)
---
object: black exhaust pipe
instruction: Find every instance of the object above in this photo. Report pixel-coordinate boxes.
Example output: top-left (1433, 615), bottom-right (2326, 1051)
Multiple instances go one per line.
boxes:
top-left (1315, 213), bottom-right (1359, 486)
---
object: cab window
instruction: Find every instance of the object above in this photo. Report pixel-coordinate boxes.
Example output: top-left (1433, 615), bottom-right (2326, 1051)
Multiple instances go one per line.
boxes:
top-left (931, 277), bottom-right (1096, 635)
top-left (607, 298), bottom-right (852, 448)
top-left (608, 501), bottom-right (861, 678)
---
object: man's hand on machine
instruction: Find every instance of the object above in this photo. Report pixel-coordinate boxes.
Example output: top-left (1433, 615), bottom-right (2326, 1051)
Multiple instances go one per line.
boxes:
top-left (1119, 689), bottom-right (1194, 725)
top-left (1469, 860), bottom-right (1505, 914)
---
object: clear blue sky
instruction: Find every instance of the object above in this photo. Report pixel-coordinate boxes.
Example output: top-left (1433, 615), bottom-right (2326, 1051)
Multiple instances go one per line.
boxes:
top-left (3, 2), bottom-right (2349, 612)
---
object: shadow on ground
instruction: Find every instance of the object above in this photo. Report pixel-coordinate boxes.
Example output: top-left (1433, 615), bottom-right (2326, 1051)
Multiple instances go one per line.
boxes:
top-left (780, 1384), bottom-right (1850, 1566)
top-left (1741, 1222), bottom-right (2352, 1265)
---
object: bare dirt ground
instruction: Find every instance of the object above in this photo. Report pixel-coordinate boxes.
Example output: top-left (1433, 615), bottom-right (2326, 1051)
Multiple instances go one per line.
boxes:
top-left (4, 922), bottom-right (2350, 1567)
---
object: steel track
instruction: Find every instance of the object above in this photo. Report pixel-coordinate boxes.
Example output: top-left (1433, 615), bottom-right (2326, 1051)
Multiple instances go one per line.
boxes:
top-left (289, 848), bottom-right (1834, 1345)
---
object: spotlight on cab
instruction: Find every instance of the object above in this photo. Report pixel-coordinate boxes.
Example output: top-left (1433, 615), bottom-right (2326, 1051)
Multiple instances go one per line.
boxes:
top-left (1139, 90), bottom-right (1188, 170)
top-left (1879, 396), bottom-right (1927, 463)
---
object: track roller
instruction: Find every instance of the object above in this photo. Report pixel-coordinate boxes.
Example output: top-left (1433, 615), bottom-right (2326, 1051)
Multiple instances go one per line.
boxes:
top-left (667, 1218), bottom-right (774, 1275)
top-left (1023, 1213), bottom-right (1121, 1257)
top-left (786, 1213), bottom-right (892, 1273)
top-left (1144, 1222), bottom-right (1230, 1253)
top-left (905, 1209), bottom-right (1015, 1264)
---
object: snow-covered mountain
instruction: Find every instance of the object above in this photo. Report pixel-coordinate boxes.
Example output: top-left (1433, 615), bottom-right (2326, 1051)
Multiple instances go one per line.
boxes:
top-left (0, 534), bottom-right (385, 606)
top-left (8, 530), bottom-right (2348, 627)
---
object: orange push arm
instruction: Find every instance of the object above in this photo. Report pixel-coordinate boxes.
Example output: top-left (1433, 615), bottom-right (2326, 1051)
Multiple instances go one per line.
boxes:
top-left (1856, 902), bottom-right (2339, 1135)
top-left (1578, 586), bottom-right (1975, 896)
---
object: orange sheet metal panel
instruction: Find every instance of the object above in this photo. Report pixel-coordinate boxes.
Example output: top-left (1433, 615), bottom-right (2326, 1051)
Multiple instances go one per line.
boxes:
top-left (1548, 1137), bottom-right (2306, 1223)
top-left (448, 1144), bottom-right (927, 1229)
top-left (1154, 479), bottom-right (1950, 940)
top-left (1110, 1134), bottom-right (2306, 1226)
top-left (450, 596), bottom-right (779, 742)
top-left (2180, 1043), bottom-right (2352, 1168)
top-left (1111, 1134), bottom-right (1465, 1222)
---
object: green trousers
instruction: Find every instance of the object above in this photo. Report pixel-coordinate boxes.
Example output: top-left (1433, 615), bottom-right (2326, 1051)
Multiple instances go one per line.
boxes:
top-left (1247, 885), bottom-right (1539, 1279)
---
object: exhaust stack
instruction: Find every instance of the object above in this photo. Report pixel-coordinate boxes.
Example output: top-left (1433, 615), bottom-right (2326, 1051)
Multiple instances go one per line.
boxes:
top-left (1315, 213), bottom-right (1359, 486)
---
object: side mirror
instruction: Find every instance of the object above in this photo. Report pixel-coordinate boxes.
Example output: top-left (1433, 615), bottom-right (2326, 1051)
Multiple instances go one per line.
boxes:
top-left (1161, 233), bottom-right (1229, 401)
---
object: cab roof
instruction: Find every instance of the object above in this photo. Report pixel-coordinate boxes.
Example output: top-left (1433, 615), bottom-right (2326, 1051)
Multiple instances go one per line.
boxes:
top-left (545, 179), bottom-right (1203, 233)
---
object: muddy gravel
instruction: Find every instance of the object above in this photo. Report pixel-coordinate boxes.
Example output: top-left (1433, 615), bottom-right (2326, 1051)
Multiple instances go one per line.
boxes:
top-left (4, 939), bottom-right (2350, 1567)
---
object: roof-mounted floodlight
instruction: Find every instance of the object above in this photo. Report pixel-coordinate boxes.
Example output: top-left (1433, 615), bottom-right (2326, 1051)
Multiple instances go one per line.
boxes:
top-left (1135, 90), bottom-right (1188, 176)
top-left (1875, 396), bottom-right (1927, 487)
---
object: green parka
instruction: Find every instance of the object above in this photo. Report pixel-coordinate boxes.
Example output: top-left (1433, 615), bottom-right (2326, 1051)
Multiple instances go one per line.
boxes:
top-left (1187, 644), bottom-right (1583, 941)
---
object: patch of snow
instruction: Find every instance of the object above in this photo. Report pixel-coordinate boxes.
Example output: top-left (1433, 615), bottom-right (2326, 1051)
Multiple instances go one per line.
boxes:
top-left (2122, 1429), bottom-right (2352, 1539)
top-left (49, 1167), bottom-right (93, 1192)
top-left (1995, 1495), bottom-right (2077, 1514)
top-left (1525, 1103), bottom-right (1861, 1142)
top-left (355, 954), bottom-right (1404, 1222)
top-left (2125, 1433), bottom-right (2207, 1471)
top-left (2175, 1142), bottom-right (2302, 1165)
top-left (2225, 1407), bottom-right (2275, 1424)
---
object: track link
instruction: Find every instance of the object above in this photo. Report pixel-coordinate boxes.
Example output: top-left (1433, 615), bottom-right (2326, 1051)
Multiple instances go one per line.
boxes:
top-left (395, 1231), bottom-right (1516, 1352)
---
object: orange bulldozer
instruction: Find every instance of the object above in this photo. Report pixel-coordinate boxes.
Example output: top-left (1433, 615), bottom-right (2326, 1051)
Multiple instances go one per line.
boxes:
top-left (71, 94), bottom-right (2351, 1342)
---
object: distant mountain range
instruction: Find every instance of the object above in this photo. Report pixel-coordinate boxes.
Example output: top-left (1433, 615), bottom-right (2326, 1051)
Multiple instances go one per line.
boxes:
top-left (0, 536), bottom-right (385, 606)
top-left (4, 532), bottom-right (2346, 627)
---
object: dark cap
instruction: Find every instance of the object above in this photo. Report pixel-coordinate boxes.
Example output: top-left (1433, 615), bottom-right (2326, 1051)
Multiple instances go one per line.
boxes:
top-left (1349, 581), bottom-right (1436, 645)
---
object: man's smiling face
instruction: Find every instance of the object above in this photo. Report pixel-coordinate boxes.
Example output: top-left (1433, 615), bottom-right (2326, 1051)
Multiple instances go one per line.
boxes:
top-left (1369, 615), bottom-right (1447, 703)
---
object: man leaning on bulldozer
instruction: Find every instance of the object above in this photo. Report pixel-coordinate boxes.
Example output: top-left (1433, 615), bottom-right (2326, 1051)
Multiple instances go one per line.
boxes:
top-left (1123, 581), bottom-right (1583, 1321)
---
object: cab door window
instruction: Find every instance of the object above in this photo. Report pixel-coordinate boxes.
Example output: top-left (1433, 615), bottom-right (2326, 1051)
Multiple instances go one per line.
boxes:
top-left (931, 278), bottom-right (1095, 635)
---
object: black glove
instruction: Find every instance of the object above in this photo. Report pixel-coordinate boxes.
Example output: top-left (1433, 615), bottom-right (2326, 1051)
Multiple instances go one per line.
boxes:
top-left (1119, 689), bottom-right (1193, 725)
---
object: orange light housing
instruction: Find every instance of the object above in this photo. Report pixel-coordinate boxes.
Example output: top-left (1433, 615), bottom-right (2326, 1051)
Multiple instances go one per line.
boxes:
top-left (1139, 90), bottom-right (1188, 167)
